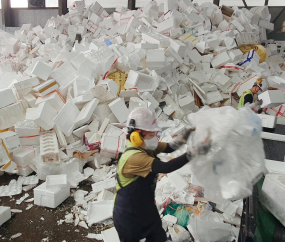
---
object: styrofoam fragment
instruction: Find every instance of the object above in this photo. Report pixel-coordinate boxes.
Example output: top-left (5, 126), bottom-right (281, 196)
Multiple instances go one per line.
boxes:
top-left (91, 177), bottom-right (116, 193)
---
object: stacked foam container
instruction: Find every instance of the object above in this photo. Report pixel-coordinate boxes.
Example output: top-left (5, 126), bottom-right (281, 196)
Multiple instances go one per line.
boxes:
top-left (0, 0), bottom-right (285, 240)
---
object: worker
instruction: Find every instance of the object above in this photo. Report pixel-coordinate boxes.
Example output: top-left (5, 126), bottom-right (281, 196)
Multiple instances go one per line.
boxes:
top-left (238, 77), bottom-right (268, 110)
top-left (113, 107), bottom-right (211, 242)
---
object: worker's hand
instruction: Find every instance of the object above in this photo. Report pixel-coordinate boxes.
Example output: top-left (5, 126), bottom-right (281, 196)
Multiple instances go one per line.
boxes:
top-left (186, 139), bottom-right (212, 161)
top-left (255, 99), bottom-right (263, 106)
top-left (169, 128), bottom-right (196, 150)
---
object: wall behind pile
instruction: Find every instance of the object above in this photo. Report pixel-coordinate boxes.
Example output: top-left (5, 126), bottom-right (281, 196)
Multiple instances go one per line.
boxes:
top-left (10, 9), bottom-right (58, 28)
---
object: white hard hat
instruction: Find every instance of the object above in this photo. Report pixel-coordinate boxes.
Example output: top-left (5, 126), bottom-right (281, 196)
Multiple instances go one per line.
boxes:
top-left (126, 107), bottom-right (161, 132)
top-left (254, 78), bottom-right (269, 92)
top-left (260, 79), bottom-right (269, 92)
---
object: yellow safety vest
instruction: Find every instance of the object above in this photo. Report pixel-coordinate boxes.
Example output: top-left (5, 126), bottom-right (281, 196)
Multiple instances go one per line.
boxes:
top-left (238, 90), bottom-right (253, 110)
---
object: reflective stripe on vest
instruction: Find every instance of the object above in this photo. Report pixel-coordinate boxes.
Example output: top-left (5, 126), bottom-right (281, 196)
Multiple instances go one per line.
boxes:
top-left (116, 141), bottom-right (146, 192)
top-left (238, 90), bottom-right (253, 109)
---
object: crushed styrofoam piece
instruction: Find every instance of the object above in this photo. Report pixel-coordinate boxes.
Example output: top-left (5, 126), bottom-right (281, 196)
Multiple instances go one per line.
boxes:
top-left (91, 178), bottom-right (116, 193)
top-left (10, 233), bottom-right (22, 240)
top-left (78, 221), bottom-right (88, 229)
top-left (0, 180), bottom-right (22, 197)
top-left (26, 204), bottom-right (34, 210)
top-left (11, 209), bottom-right (22, 213)
top-left (16, 193), bottom-right (29, 205)
top-left (101, 227), bottom-right (120, 242)
top-left (24, 198), bottom-right (34, 203)
top-left (22, 184), bottom-right (37, 192)
top-left (86, 233), bottom-right (103, 240)
top-left (17, 175), bottom-right (39, 185)
top-left (87, 200), bottom-right (114, 226)
top-left (162, 214), bottom-right (177, 225)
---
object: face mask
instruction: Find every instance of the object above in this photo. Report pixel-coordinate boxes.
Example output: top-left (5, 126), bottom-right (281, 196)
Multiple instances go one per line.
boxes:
top-left (257, 90), bottom-right (262, 95)
top-left (144, 136), bottom-right (158, 150)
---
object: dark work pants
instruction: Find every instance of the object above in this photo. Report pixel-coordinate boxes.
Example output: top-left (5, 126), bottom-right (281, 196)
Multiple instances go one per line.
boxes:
top-left (113, 204), bottom-right (166, 242)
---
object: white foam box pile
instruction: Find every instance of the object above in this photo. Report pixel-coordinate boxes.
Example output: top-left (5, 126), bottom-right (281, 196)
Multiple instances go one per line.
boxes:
top-left (0, 2), bottom-right (279, 241)
top-left (34, 182), bottom-right (70, 208)
top-left (0, 3), bottom-right (280, 236)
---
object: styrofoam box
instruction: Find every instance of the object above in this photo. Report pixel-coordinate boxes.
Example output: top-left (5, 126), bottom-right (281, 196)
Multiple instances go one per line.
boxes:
top-left (0, 131), bottom-right (21, 153)
top-left (258, 90), bottom-right (285, 109)
top-left (0, 142), bottom-right (10, 167)
top-left (34, 182), bottom-right (70, 208)
top-left (100, 133), bottom-right (126, 159)
top-left (261, 174), bottom-right (285, 227)
top-left (53, 100), bottom-right (80, 137)
top-left (265, 159), bottom-right (285, 175)
top-left (34, 102), bottom-right (58, 131)
top-left (15, 123), bottom-right (40, 146)
top-left (257, 114), bottom-right (277, 129)
top-left (35, 92), bottom-right (65, 112)
top-left (0, 102), bottom-right (26, 130)
top-left (108, 98), bottom-right (129, 123)
top-left (0, 88), bottom-right (16, 109)
top-left (124, 70), bottom-right (156, 92)
top-left (18, 166), bottom-right (34, 177)
top-left (31, 60), bottom-right (52, 81)
top-left (0, 206), bottom-right (11, 226)
top-left (12, 148), bottom-right (34, 167)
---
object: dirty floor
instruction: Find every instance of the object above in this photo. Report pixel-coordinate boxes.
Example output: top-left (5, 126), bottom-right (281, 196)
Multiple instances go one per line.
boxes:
top-left (0, 173), bottom-right (106, 242)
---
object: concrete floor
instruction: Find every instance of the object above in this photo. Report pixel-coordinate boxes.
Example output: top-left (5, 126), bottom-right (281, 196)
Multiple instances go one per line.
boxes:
top-left (0, 174), bottom-right (105, 242)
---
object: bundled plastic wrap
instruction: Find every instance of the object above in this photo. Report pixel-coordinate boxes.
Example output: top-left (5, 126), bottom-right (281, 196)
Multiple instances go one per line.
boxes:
top-left (35, 157), bottom-right (64, 180)
top-left (168, 224), bottom-right (191, 242)
top-left (187, 106), bottom-right (265, 203)
top-left (188, 214), bottom-right (232, 242)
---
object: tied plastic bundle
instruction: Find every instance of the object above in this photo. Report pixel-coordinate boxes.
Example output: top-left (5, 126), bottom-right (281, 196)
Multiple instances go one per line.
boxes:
top-left (187, 106), bottom-right (265, 203)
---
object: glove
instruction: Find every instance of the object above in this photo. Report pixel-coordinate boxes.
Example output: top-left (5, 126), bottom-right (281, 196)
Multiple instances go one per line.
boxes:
top-left (186, 139), bottom-right (212, 161)
top-left (169, 128), bottom-right (196, 150)
top-left (255, 99), bottom-right (263, 106)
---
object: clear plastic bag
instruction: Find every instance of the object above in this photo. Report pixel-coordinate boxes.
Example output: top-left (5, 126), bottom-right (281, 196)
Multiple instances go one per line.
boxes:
top-left (168, 224), bottom-right (191, 242)
top-left (187, 106), bottom-right (265, 203)
top-left (188, 214), bottom-right (232, 242)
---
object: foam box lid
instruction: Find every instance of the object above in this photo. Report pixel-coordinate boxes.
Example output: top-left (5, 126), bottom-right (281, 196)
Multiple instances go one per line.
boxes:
top-left (34, 182), bottom-right (70, 198)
